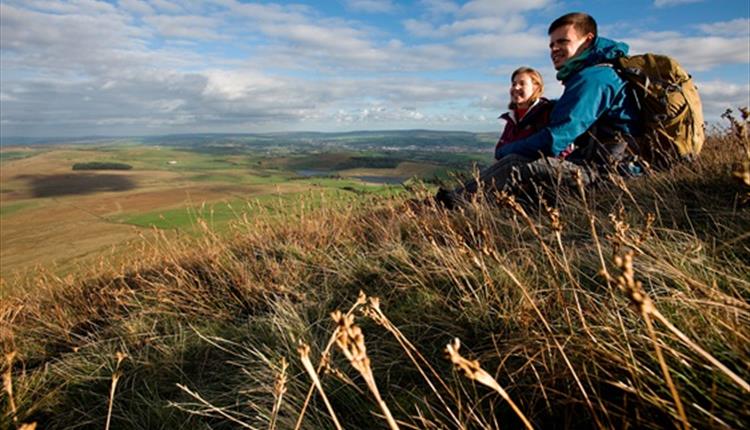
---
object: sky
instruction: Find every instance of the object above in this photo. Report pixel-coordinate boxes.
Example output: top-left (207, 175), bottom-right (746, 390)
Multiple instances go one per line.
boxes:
top-left (1, 0), bottom-right (748, 138)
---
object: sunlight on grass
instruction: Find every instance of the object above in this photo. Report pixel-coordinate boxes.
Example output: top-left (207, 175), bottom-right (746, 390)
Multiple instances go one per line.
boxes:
top-left (2, 127), bottom-right (748, 429)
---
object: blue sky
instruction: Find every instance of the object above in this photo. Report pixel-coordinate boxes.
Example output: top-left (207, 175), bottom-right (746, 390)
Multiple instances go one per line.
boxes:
top-left (1, 0), bottom-right (748, 137)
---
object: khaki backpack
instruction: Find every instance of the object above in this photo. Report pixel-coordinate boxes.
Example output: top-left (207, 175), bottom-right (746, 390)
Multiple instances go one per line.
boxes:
top-left (613, 54), bottom-right (705, 167)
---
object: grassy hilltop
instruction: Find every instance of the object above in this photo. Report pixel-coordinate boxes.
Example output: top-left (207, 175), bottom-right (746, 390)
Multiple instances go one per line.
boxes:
top-left (1, 118), bottom-right (750, 429)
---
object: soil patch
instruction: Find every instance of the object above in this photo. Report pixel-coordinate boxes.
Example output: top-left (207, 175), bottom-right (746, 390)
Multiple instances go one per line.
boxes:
top-left (17, 173), bottom-right (137, 197)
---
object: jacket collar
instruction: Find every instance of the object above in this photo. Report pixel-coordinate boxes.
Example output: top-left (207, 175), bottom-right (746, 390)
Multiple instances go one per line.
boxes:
top-left (499, 97), bottom-right (544, 122)
top-left (556, 37), bottom-right (629, 82)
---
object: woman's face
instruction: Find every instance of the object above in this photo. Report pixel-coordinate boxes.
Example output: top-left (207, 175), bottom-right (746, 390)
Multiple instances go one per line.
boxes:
top-left (510, 73), bottom-right (536, 108)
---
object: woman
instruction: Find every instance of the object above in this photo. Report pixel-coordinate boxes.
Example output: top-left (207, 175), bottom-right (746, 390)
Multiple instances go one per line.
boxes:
top-left (495, 67), bottom-right (554, 159)
top-left (435, 67), bottom-right (554, 208)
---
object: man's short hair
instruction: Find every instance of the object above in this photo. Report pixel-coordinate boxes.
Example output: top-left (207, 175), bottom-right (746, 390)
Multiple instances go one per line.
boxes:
top-left (548, 12), bottom-right (597, 38)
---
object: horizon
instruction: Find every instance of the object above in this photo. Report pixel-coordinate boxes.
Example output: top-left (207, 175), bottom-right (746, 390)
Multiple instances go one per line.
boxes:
top-left (1, 0), bottom-right (749, 138)
top-left (0, 128), bottom-right (494, 144)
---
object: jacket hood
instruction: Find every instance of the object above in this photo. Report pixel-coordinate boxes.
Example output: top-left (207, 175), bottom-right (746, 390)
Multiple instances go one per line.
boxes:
top-left (556, 37), bottom-right (629, 82)
top-left (587, 37), bottom-right (629, 64)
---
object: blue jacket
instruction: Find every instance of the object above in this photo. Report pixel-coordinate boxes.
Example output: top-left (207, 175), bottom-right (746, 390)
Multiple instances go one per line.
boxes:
top-left (496, 37), bottom-right (639, 160)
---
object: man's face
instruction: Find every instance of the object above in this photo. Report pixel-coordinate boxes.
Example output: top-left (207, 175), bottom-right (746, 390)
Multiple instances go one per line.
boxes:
top-left (549, 24), bottom-right (594, 70)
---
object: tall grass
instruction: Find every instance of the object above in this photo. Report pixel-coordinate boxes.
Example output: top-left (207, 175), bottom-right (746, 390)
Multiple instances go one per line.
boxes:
top-left (2, 121), bottom-right (749, 429)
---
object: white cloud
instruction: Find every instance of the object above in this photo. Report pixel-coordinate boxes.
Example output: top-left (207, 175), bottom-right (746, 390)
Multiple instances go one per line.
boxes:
top-left (420, 0), bottom-right (460, 17)
top-left (697, 18), bottom-right (750, 37)
top-left (695, 80), bottom-right (750, 118)
top-left (654, 0), bottom-right (704, 7)
top-left (0, 3), bottom-right (156, 75)
top-left (143, 15), bottom-right (223, 40)
top-left (17, 0), bottom-right (118, 15)
top-left (118, 0), bottom-right (154, 16)
top-left (454, 32), bottom-right (549, 59)
top-left (0, 58), bottom-right (500, 135)
top-left (1, 0), bottom-right (745, 136)
top-left (403, 19), bottom-right (436, 38)
top-left (402, 0), bottom-right (550, 70)
top-left (0, 0), bottom-right (547, 136)
top-left (626, 33), bottom-right (749, 71)
top-left (405, 15), bottom-right (526, 38)
top-left (148, 0), bottom-right (183, 13)
top-left (202, 70), bottom-right (284, 101)
top-left (216, 0), bottom-right (309, 25)
top-left (459, 0), bottom-right (552, 17)
top-left (345, 0), bottom-right (396, 14)
top-left (333, 105), bottom-right (427, 125)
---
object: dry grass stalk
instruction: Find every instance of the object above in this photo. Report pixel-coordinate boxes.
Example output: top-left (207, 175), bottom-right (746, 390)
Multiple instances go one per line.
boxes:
top-left (496, 191), bottom-right (577, 330)
top-left (268, 357), bottom-right (287, 430)
top-left (612, 250), bottom-right (750, 393)
top-left (498, 265), bottom-right (603, 429)
top-left (612, 251), bottom-right (689, 430)
top-left (573, 170), bottom-right (610, 281)
top-left (542, 198), bottom-right (597, 342)
top-left (575, 173), bottom-right (643, 398)
top-left (322, 360), bottom-right (365, 394)
top-left (297, 343), bottom-right (343, 430)
top-left (105, 351), bottom-right (128, 430)
top-left (733, 159), bottom-right (750, 204)
top-left (721, 107), bottom-right (749, 142)
top-left (495, 192), bottom-right (556, 268)
top-left (331, 310), bottom-right (400, 430)
top-left (3, 351), bottom-right (18, 425)
top-left (445, 338), bottom-right (533, 430)
top-left (648, 309), bottom-right (750, 393)
top-left (294, 293), bottom-right (366, 430)
top-left (735, 154), bottom-right (750, 182)
top-left (175, 383), bottom-right (257, 429)
top-left (365, 296), bottom-right (463, 429)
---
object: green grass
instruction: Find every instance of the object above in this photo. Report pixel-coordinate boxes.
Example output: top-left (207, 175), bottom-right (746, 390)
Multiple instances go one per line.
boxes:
top-left (113, 185), bottom-right (395, 233)
top-left (0, 201), bottom-right (39, 218)
top-left (187, 170), bottom-right (292, 185)
top-left (116, 205), bottom-right (209, 230)
top-left (114, 197), bottom-right (292, 232)
top-left (0, 151), bottom-right (38, 162)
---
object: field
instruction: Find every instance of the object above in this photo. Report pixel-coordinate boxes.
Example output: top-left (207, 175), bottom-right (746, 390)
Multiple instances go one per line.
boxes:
top-left (0, 137), bottom-right (483, 284)
top-left (1, 123), bottom-right (749, 429)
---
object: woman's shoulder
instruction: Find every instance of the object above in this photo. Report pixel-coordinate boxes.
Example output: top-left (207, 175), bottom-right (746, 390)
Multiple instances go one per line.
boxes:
top-left (528, 97), bottom-right (555, 116)
top-left (536, 97), bottom-right (555, 108)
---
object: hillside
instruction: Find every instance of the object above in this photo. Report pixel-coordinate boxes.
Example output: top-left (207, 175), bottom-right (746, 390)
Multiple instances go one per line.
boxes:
top-left (0, 131), bottom-right (496, 279)
top-left (2, 124), bottom-right (749, 429)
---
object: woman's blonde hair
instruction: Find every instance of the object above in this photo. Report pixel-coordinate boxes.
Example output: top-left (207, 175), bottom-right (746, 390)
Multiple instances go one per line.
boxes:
top-left (508, 67), bottom-right (544, 109)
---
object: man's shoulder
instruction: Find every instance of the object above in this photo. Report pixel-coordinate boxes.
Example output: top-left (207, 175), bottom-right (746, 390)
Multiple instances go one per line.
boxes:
top-left (580, 63), bottom-right (620, 77)
top-left (571, 63), bottom-right (623, 85)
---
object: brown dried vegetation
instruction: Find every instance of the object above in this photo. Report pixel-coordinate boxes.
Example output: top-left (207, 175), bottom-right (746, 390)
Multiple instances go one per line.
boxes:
top-left (1, 120), bottom-right (749, 429)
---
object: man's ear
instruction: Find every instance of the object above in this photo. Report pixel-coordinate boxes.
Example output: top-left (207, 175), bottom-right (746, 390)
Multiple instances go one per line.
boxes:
top-left (583, 32), bottom-right (595, 48)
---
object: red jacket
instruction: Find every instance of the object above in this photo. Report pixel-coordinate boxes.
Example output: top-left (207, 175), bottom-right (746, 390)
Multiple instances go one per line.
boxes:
top-left (495, 97), bottom-right (554, 159)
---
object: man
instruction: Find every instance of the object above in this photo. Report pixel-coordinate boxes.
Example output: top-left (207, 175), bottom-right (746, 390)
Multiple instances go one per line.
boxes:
top-left (437, 12), bottom-right (640, 208)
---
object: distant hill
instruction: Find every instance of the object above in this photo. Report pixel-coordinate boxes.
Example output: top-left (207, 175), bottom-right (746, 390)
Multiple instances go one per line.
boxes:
top-left (2, 130), bottom-right (499, 154)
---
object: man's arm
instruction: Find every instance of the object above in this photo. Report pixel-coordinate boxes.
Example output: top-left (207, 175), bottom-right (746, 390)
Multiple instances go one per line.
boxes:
top-left (496, 67), bottom-right (619, 158)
